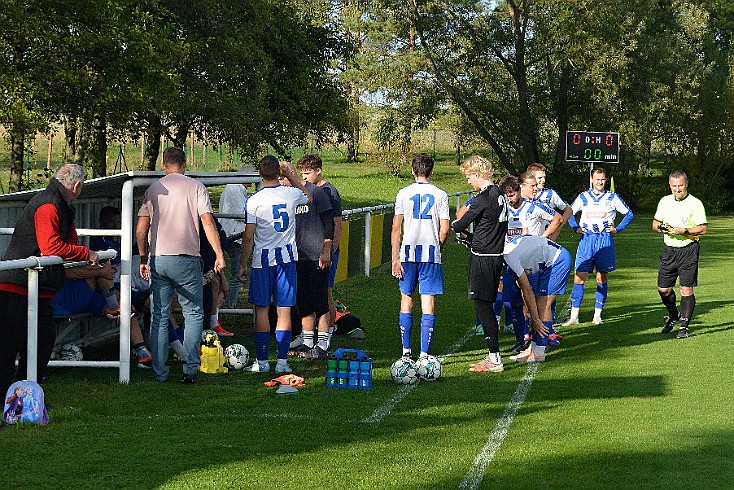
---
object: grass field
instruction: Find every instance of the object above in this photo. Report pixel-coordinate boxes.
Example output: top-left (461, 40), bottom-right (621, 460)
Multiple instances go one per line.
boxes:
top-left (1, 186), bottom-right (733, 488)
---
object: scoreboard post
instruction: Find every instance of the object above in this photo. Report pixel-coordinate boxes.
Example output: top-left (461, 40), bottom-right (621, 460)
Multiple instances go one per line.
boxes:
top-left (565, 130), bottom-right (620, 185)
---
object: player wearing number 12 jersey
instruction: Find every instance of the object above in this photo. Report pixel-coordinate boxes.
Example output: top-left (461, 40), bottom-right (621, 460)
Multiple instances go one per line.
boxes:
top-left (238, 156), bottom-right (310, 374)
top-left (391, 153), bottom-right (450, 359)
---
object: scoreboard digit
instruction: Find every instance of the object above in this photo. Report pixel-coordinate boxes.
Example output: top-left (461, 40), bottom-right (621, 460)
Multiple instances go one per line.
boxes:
top-left (565, 131), bottom-right (620, 163)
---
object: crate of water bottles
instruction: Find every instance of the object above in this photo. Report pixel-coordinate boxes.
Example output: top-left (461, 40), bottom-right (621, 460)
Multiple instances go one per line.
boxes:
top-left (325, 348), bottom-right (372, 390)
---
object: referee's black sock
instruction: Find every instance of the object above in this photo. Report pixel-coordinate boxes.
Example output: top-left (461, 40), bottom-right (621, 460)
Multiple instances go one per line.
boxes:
top-left (659, 290), bottom-right (679, 319)
top-left (680, 295), bottom-right (695, 328)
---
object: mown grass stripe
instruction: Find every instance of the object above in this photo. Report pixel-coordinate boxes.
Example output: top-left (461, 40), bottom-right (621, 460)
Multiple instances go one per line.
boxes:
top-left (362, 327), bottom-right (475, 424)
top-left (459, 363), bottom-right (539, 490)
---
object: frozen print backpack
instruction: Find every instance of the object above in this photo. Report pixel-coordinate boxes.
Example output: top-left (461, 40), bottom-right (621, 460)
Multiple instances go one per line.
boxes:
top-left (3, 380), bottom-right (49, 426)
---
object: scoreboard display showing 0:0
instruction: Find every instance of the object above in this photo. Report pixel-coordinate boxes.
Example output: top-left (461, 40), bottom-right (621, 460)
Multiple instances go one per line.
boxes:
top-left (565, 131), bottom-right (620, 164)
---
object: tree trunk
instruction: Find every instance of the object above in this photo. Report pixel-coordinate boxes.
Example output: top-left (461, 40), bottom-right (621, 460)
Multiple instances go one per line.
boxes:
top-left (90, 115), bottom-right (107, 178)
top-left (9, 129), bottom-right (24, 192)
top-left (144, 116), bottom-right (163, 170)
top-left (173, 124), bottom-right (190, 149)
top-left (63, 116), bottom-right (87, 165)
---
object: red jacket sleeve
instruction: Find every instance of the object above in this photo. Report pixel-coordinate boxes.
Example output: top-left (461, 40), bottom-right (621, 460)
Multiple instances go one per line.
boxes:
top-left (35, 203), bottom-right (90, 261)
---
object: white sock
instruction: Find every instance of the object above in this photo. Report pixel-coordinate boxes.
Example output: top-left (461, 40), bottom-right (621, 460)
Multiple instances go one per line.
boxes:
top-left (277, 359), bottom-right (288, 366)
top-left (102, 289), bottom-right (119, 311)
top-left (169, 339), bottom-right (185, 357)
top-left (594, 307), bottom-right (603, 319)
top-left (489, 352), bottom-right (502, 365)
top-left (532, 344), bottom-right (546, 357)
top-left (210, 314), bottom-right (218, 328)
top-left (570, 307), bottom-right (580, 319)
top-left (303, 331), bottom-right (315, 348)
top-left (317, 332), bottom-right (329, 351)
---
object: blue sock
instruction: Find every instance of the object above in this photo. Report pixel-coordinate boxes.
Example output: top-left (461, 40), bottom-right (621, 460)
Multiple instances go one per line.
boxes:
top-left (254, 331), bottom-right (269, 362)
top-left (571, 283), bottom-right (584, 308)
top-left (512, 305), bottom-right (525, 342)
top-left (595, 282), bottom-right (608, 310)
top-left (503, 303), bottom-right (512, 325)
top-left (548, 323), bottom-right (556, 336)
top-left (399, 312), bottom-right (412, 351)
top-left (551, 299), bottom-right (557, 320)
top-left (534, 321), bottom-right (554, 346)
top-left (275, 330), bottom-right (292, 360)
top-left (420, 314), bottom-right (435, 354)
top-left (493, 291), bottom-right (504, 317)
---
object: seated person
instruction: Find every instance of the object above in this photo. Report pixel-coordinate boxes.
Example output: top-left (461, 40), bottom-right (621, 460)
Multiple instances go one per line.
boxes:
top-left (52, 259), bottom-right (152, 368)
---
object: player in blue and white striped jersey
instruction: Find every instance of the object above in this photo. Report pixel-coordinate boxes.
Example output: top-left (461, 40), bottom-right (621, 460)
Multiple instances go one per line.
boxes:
top-left (564, 167), bottom-right (634, 326)
top-left (391, 153), bottom-right (450, 359)
top-left (527, 163), bottom-right (573, 242)
top-left (503, 234), bottom-right (572, 363)
top-left (500, 173), bottom-right (562, 352)
top-left (238, 156), bottom-right (310, 373)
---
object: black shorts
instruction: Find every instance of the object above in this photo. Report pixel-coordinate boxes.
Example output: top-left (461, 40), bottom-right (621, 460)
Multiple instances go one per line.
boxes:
top-left (468, 254), bottom-right (503, 302)
top-left (296, 261), bottom-right (329, 317)
top-left (658, 242), bottom-right (700, 288)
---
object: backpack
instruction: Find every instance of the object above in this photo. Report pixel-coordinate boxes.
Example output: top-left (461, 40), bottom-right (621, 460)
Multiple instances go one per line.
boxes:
top-left (3, 380), bottom-right (49, 426)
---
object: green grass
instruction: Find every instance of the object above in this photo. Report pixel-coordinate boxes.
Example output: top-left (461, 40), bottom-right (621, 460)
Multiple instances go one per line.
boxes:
top-left (2, 204), bottom-right (734, 487)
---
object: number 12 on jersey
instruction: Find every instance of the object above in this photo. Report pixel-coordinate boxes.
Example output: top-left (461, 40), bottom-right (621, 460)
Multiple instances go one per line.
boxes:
top-left (410, 194), bottom-right (435, 219)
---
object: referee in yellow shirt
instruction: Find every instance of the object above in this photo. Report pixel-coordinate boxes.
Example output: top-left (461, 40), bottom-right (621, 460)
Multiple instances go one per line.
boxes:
top-left (652, 170), bottom-right (708, 339)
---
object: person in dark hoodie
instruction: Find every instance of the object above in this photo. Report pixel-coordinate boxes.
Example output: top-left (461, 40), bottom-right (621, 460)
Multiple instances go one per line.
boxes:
top-left (0, 163), bottom-right (98, 396)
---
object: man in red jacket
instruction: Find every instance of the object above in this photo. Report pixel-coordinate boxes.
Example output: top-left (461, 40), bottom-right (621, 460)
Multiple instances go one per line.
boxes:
top-left (0, 164), bottom-right (98, 396)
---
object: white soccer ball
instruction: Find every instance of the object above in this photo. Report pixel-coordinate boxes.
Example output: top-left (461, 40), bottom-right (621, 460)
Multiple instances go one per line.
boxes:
top-left (390, 358), bottom-right (419, 386)
top-left (416, 355), bottom-right (442, 381)
top-left (59, 343), bottom-right (83, 361)
top-left (224, 343), bottom-right (249, 370)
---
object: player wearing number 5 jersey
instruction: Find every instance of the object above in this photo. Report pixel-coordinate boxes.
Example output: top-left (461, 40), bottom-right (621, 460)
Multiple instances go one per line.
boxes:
top-left (391, 154), bottom-right (450, 360)
top-left (238, 156), bottom-right (310, 374)
top-left (564, 167), bottom-right (633, 326)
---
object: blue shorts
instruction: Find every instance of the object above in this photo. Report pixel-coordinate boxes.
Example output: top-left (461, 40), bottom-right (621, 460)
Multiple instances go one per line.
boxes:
top-left (328, 249), bottom-right (340, 288)
top-left (537, 247), bottom-right (572, 296)
top-left (504, 268), bottom-right (540, 302)
top-left (399, 262), bottom-right (444, 296)
top-left (52, 279), bottom-right (108, 317)
top-left (248, 262), bottom-right (297, 307)
top-left (575, 232), bottom-right (616, 273)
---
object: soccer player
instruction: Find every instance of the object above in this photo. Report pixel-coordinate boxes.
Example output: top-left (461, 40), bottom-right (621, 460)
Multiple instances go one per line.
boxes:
top-left (503, 234), bottom-right (572, 363)
top-left (289, 156), bottom-right (334, 360)
top-left (452, 155), bottom-right (508, 373)
top-left (391, 153), bottom-right (450, 360)
top-left (296, 155), bottom-right (343, 345)
top-left (563, 167), bottom-right (634, 326)
top-left (652, 170), bottom-right (707, 339)
top-left (499, 173), bottom-right (562, 352)
top-left (527, 163), bottom-right (573, 241)
top-left (238, 156), bottom-right (310, 373)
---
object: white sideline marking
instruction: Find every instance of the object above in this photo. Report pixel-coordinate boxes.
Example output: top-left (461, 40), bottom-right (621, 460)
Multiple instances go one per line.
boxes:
top-left (459, 363), bottom-right (538, 490)
top-left (361, 328), bottom-right (475, 424)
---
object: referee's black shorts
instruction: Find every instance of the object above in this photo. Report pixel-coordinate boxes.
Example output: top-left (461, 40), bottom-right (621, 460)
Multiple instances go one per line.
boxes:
top-left (468, 254), bottom-right (503, 302)
top-left (658, 241), bottom-right (700, 288)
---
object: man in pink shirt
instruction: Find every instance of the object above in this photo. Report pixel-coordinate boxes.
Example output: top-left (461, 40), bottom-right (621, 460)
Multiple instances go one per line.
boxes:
top-left (136, 147), bottom-right (225, 384)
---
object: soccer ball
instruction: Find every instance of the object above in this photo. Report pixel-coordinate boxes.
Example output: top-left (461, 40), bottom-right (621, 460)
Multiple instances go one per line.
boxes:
top-left (390, 358), bottom-right (419, 386)
top-left (59, 343), bottom-right (83, 361)
top-left (201, 329), bottom-right (219, 347)
top-left (224, 343), bottom-right (249, 370)
top-left (416, 355), bottom-right (442, 381)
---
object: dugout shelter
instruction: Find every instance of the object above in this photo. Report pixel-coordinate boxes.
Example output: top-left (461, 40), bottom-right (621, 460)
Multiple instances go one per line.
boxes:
top-left (0, 170), bottom-right (260, 383)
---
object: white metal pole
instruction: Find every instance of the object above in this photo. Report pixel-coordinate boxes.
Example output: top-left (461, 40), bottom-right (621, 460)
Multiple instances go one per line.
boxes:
top-left (26, 265), bottom-right (40, 381)
top-left (364, 211), bottom-right (372, 277)
top-left (119, 179), bottom-right (134, 383)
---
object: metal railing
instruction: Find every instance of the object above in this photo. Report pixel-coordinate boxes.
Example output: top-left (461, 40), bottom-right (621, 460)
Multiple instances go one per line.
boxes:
top-left (0, 249), bottom-right (118, 383)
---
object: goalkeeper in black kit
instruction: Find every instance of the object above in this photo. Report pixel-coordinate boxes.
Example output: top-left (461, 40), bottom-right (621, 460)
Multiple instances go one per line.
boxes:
top-left (452, 155), bottom-right (509, 373)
